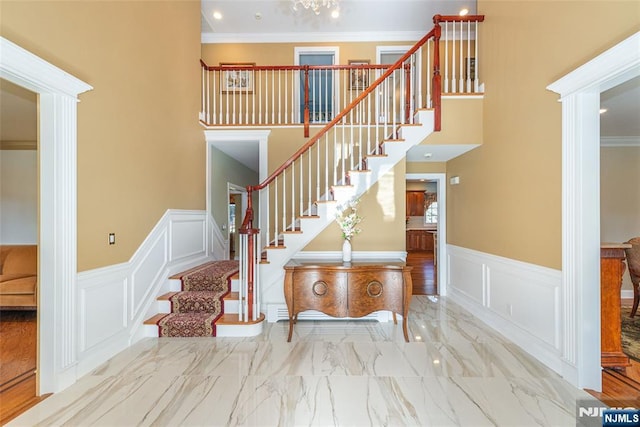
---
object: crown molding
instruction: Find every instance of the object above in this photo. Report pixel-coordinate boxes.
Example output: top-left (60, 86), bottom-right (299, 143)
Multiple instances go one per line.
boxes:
top-left (202, 30), bottom-right (424, 44)
top-left (600, 136), bottom-right (640, 147)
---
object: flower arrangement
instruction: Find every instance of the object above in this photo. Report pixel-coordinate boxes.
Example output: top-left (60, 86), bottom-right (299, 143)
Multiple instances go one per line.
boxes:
top-left (335, 198), bottom-right (363, 241)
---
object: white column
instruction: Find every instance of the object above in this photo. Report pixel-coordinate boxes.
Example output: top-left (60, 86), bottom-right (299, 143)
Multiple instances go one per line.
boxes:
top-left (560, 91), bottom-right (601, 391)
top-left (39, 93), bottom-right (81, 392)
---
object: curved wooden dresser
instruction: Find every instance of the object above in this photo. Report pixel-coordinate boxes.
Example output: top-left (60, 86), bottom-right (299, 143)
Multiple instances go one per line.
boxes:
top-left (283, 259), bottom-right (413, 342)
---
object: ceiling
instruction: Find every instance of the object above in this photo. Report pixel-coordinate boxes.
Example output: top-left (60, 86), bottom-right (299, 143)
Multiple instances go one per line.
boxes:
top-left (201, 0), bottom-right (477, 43)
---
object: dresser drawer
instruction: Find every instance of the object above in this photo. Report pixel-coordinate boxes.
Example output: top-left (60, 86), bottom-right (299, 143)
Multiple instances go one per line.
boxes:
top-left (292, 270), bottom-right (348, 317)
top-left (347, 269), bottom-right (404, 317)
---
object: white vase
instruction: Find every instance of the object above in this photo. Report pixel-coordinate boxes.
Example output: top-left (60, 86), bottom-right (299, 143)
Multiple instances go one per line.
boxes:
top-left (342, 239), bottom-right (352, 262)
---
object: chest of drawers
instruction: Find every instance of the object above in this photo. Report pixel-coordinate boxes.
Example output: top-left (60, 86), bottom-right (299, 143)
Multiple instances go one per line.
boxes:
top-left (283, 260), bottom-right (413, 342)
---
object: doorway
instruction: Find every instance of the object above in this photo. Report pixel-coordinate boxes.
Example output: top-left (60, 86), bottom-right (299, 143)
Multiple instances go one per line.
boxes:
top-left (295, 47), bottom-right (338, 124)
top-left (227, 184), bottom-right (248, 260)
top-left (405, 173), bottom-right (447, 296)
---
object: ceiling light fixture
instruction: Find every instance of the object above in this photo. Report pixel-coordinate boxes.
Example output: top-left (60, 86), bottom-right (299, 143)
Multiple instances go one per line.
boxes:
top-left (213, 11), bottom-right (222, 20)
top-left (600, 108), bottom-right (608, 114)
top-left (292, 0), bottom-right (339, 15)
top-left (459, 8), bottom-right (469, 16)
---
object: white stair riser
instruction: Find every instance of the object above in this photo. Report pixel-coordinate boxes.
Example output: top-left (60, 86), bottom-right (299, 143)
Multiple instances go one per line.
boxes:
top-left (224, 298), bottom-right (240, 313)
top-left (216, 322), bottom-right (264, 337)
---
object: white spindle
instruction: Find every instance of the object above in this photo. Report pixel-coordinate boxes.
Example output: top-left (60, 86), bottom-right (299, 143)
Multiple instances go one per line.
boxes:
top-left (474, 21), bottom-right (480, 93)
top-left (299, 154), bottom-right (303, 217)
top-left (274, 176), bottom-right (279, 247)
top-left (459, 21), bottom-right (465, 93)
top-left (253, 234), bottom-right (259, 321)
top-left (282, 168), bottom-right (286, 234)
top-left (238, 234), bottom-right (244, 321)
top-left (291, 161), bottom-right (295, 228)
top-left (445, 21), bottom-right (450, 93)
top-left (265, 186), bottom-right (270, 250)
top-left (308, 147), bottom-right (312, 214)
top-left (278, 69), bottom-right (282, 124)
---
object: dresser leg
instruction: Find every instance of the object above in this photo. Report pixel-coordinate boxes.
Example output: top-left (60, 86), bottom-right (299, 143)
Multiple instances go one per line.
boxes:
top-left (402, 316), bottom-right (409, 342)
top-left (287, 317), bottom-right (294, 342)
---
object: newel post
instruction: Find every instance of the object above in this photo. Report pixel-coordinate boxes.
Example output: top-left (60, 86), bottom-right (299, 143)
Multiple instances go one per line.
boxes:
top-left (303, 65), bottom-right (310, 137)
top-left (431, 17), bottom-right (442, 132)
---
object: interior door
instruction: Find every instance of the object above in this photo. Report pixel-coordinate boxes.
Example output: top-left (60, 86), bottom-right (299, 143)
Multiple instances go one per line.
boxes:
top-left (299, 53), bottom-right (334, 123)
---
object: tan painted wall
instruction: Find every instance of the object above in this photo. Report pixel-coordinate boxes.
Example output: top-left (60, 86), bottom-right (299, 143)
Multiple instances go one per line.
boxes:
top-left (601, 146), bottom-right (640, 291)
top-left (447, 1), bottom-right (640, 270)
top-left (1, 1), bottom-right (204, 271)
top-left (407, 162), bottom-right (446, 173)
top-left (303, 162), bottom-right (407, 252)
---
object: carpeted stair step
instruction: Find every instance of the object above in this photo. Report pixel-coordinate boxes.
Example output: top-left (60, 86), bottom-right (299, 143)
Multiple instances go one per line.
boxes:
top-left (156, 312), bottom-right (220, 337)
top-left (146, 260), bottom-right (240, 338)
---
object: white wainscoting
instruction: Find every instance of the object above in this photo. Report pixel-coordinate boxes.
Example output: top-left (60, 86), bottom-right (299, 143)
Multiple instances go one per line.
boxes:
top-left (446, 245), bottom-right (563, 375)
top-left (76, 209), bottom-right (215, 377)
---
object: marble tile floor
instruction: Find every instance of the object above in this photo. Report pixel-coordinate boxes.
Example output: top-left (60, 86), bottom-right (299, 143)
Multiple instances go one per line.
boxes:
top-left (8, 296), bottom-right (596, 426)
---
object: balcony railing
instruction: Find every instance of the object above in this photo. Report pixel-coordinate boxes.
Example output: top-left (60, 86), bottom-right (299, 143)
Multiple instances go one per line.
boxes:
top-left (200, 15), bottom-right (484, 136)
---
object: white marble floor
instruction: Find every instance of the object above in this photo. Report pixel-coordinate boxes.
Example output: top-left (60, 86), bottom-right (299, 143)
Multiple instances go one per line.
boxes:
top-left (9, 296), bottom-right (594, 426)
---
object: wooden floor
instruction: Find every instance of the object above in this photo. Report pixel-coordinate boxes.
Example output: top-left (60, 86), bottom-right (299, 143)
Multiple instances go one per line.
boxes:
top-left (406, 250), bottom-right (436, 295)
top-left (0, 310), bottom-right (48, 426)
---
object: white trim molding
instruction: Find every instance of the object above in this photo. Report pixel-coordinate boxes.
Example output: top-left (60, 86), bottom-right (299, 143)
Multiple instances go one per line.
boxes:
top-left (446, 245), bottom-right (563, 375)
top-left (547, 31), bottom-right (640, 390)
top-left (0, 36), bottom-right (92, 393)
top-left (76, 210), bottom-right (214, 378)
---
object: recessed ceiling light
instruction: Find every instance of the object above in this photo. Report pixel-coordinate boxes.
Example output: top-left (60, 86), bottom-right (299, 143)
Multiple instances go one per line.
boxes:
top-left (600, 108), bottom-right (608, 114)
top-left (331, 9), bottom-right (340, 19)
top-left (424, 152), bottom-right (432, 158)
top-left (459, 8), bottom-right (469, 16)
top-left (213, 11), bottom-right (222, 20)
top-left (255, 12), bottom-right (262, 20)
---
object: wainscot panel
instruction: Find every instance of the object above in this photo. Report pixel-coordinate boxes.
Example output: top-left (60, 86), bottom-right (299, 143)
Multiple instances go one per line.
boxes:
top-left (75, 210), bottom-right (215, 379)
top-left (446, 245), bottom-right (563, 375)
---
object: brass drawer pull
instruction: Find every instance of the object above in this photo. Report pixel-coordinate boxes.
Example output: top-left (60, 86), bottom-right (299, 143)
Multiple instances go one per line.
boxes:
top-left (366, 281), bottom-right (383, 298)
top-left (312, 281), bottom-right (328, 296)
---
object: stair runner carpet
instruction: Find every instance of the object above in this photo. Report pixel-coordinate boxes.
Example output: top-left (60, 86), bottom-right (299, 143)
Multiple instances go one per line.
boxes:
top-left (156, 260), bottom-right (238, 337)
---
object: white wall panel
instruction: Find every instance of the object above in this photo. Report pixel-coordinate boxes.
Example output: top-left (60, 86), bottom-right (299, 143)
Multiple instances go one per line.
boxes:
top-left (170, 214), bottom-right (206, 260)
top-left (448, 250), bottom-right (484, 304)
top-left (80, 277), bottom-right (127, 351)
top-left (130, 230), bottom-right (168, 318)
top-left (447, 244), bottom-right (563, 376)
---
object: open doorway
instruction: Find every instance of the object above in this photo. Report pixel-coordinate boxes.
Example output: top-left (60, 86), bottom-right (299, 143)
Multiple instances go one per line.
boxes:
top-left (0, 78), bottom-right (41, 423)
top-left (227, 184), bottom-right (248, 260)
top-left (405, 173), bottom-right (447, 296)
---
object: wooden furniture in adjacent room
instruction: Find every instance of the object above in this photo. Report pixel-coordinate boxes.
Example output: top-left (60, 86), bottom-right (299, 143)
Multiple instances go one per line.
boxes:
top-left (406, 229), bottom-right (434, 251)
top-left (283, 260), bottom-right (413, 342)
top-left (624, 237), bottom-right (640, 318)
top-left (600, 243), bottom-right (632, 370)
top-left (406, 191), bottom-right (425, 216)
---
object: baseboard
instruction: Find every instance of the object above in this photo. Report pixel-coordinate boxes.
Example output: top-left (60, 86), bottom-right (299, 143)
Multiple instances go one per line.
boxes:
top-left (446, 245), bottom-right (565, 377)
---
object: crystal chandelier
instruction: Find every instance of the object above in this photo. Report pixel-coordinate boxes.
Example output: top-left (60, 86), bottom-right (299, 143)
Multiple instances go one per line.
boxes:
top-left (292, 0), bottom-right (339, 15)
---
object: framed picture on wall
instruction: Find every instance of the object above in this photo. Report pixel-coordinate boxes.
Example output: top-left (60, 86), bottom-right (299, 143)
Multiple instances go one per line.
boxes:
top-left (349, 60), bottom-right (370, 90)
top-left (220, 62), bottom-right (255, 94)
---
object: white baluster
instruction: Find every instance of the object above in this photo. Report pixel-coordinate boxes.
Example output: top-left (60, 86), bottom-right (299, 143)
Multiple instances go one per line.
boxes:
top-left (274, 176), bottom-right (279, 247)
top-left (459, 20), bottom-right (465, 93)
top-left (238, 234), bottom-right (244, 321)
top-left (282, 168), bottom-right (286, 237)
top-left (474, 21), bottom-right (480, 93)
top-left (291, 161), bottom-right (295, 228)
top-left (444, 21), bottom-right (450, 93)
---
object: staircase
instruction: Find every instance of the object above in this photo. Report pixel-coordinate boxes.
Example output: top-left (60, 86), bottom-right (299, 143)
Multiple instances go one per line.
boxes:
top-left (151, 14), bottom-right (485, 337)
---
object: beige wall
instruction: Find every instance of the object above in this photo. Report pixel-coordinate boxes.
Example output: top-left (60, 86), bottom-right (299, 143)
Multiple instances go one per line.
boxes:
top-left (407, 162), bottom-right (446, 173)
top-left (304, 162), bottom-right (407, 252)
top-left (1, 1), bottom-right (204, 271)
top-left (447, 1), bottom-right (640, 269)
top-left (601, 146), bottom-right (640, 290)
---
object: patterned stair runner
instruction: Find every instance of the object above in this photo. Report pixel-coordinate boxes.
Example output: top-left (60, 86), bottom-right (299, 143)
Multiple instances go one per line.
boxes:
top-left (156, 260), bottom-right (238, 337)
